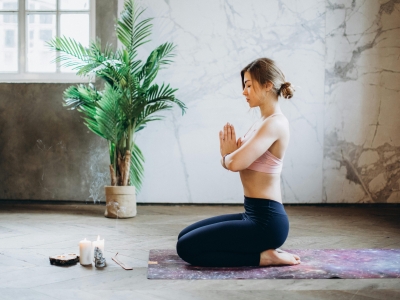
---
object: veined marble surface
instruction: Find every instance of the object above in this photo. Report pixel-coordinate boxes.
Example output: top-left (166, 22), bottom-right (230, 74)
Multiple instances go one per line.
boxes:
top-left (323, 0), bottom-right (400, 203)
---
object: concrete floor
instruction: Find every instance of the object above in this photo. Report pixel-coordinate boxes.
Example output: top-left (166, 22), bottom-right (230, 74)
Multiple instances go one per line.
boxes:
top-left (0, 202), bottom-right (399, 300)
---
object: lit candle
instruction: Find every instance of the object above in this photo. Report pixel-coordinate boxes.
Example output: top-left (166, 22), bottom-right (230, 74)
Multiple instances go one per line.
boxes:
top-left (79, 238), bottom-right (92, 265)
top-left (92, 235), bottom-right (105, 254)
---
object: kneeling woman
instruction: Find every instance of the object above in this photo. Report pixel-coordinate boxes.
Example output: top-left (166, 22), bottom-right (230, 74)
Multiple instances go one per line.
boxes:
top-left (176, 58), bottom-right (300, 267)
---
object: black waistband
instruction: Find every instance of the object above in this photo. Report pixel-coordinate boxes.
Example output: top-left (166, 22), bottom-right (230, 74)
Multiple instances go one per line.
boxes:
top-left (244, 196), bottom-right (283, 206)
top-left (244, 196), bottom-right (286, 216)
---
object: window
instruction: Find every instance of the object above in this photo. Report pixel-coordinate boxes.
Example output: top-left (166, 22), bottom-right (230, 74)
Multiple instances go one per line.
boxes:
top-left (5, 29), bottom-right (15, 47)
top-left (0, 0), bottom-right (95, 82)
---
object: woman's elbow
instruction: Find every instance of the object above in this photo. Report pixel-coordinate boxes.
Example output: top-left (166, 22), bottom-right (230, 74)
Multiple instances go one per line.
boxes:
top-left (227, 161), bottom-right (245, 172)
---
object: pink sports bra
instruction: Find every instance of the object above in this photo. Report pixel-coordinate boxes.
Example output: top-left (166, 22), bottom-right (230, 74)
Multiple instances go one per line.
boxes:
top-left (241, 113), bottom-right (284, 174)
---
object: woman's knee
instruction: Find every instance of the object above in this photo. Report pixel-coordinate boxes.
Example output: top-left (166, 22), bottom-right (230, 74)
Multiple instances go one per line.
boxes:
top-left (176, 237), bottom-right (192, 262)
top-left (177, 228), bottom-right (187, 240)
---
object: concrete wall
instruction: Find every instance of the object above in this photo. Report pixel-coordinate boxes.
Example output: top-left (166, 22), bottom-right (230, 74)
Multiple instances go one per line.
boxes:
top-left (0, 0), bottom-right (118, 202)
top-left (1, 0), bottom-right (399, 204)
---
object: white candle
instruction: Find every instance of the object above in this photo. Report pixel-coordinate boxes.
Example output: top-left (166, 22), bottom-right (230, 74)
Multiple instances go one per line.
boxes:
top-left (92, 235), bottom-right (105, 254)
top-left (79, 238), bottom-right (92, 265)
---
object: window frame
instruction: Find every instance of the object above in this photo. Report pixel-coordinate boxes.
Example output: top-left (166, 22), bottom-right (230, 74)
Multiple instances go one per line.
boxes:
top-left (0, 0), bottom-right (96, 83)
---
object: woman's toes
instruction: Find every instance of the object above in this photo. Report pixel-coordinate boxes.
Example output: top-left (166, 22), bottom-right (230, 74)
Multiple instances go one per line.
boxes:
top-left (260, 250), bottom-right (302, 266)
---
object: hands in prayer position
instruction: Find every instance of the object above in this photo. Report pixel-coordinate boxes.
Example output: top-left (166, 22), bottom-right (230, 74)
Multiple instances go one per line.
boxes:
top-left (219, 123), bottom-right (243, 157)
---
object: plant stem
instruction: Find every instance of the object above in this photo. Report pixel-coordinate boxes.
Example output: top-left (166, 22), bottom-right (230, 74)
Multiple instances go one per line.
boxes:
top-left (131, 118), bottom-right (136, 149)
top-left (113, 142), bottom-right (117, 179)
top-left (127, 122), bottom-right (132, 153)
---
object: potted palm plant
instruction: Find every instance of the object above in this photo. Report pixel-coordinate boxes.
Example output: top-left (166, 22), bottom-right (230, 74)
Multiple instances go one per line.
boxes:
top-left (48, 0), bottom-right (186, 218)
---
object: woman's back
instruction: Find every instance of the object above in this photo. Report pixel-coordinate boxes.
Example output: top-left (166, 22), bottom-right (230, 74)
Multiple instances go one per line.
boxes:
top-left (239, 113), bottom-right (290, 203)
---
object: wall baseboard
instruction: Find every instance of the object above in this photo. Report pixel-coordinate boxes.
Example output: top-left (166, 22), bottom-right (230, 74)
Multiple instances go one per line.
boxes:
top-left (0, 199), bottom-right (399, 207)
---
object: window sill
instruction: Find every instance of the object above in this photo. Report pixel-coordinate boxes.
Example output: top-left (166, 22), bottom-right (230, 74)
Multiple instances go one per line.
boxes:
top-left (0, 73), bottom-right (94, 83)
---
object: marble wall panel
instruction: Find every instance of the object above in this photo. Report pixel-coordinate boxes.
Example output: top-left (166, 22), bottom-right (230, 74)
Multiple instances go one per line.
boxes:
top-left (323, 0), bottom-right (400, 203)
top-left (132, 0), bottom-right (326, 203)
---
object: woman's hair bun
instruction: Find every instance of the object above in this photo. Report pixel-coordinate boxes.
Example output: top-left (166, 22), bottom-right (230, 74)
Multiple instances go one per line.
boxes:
top-left (279, 82), bottom-right (294, 99)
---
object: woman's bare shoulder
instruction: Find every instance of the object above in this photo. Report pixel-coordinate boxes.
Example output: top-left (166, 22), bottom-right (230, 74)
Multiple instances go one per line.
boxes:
top-left (259, 114), bottom-right (289, 132)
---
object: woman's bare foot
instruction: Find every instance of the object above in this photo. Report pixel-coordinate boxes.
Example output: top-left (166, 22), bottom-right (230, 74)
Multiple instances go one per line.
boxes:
top-left (259, 249), bottom-right (301, 266)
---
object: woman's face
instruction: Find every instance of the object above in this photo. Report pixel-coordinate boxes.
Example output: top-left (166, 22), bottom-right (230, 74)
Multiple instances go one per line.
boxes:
top-left (242, 71), bottom-right (272, 107)
top-left (242, 72), bottom-right (263, 107)
top-left (242, 72), bottom-right (257, 107)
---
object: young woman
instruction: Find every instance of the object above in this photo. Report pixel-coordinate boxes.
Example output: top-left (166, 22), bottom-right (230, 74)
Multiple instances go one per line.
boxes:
top-left (176, 58), bottom-right (300, 267)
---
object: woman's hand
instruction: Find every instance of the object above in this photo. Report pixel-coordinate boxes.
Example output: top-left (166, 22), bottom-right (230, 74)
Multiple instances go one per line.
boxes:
top-left (237, 137), bottom-right (243, 149)
top-left (219, 123), bottom-right (238, 156)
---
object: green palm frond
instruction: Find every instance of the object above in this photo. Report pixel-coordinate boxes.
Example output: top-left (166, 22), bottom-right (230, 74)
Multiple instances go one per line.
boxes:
top-left (101, 42), bottom-right (118, 61)
top-left (128, 57), bottom-right (143, 75)
top-left (63, 84), bottom-right (107, 139)
top-left (63, 84), bottom-right (101, 110)
top-left (80, 40), bottom-right (121, 79)
top-left (146, 83), bottom-right (186, 114)
top-left (82, 117), bottom-right (105, 139)
top-left (135, 116), bottom-right (163, 133)
top-left (117, 0), bottom-right (153, 63)
top-left (156, 42), bottom-right (176, 67)
top-left (135, 101), bottom-right (173, 130)
top-left (140, 51), bottom-right (159, 89)
top-left (48, 37), bottom-right (121, 77)
top-left (95, 84), bottom-right (122, 144)
top-left (47, 36), bottom-right (91, 70)
top-left (63, 85), bottom-right (102, 139)
top-left (138, 42), bottom-right (177, 90)
top-left (123, 76), bottom-right (144, 119)
top-left (146, 83), bottom-right (176, 101)
top-left (129, 143), bottom-right (145, 190)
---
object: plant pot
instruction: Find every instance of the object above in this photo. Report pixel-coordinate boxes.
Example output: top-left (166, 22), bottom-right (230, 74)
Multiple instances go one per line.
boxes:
top-left (104, 186), bottom-right (137, 218)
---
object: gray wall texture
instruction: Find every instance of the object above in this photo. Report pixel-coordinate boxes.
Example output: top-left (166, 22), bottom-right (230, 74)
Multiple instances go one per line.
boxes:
top-left (1, 0), bottom-right (399, 203)
top-left (0, 0), bottom-right (118, 202)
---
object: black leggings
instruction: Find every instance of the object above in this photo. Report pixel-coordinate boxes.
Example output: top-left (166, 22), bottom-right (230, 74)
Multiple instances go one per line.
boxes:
top-left (176, 196), bottom-right (289, 267)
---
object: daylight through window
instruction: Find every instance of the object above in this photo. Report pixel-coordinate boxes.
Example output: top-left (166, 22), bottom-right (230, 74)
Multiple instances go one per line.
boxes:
top-left (0, 0), bottom-right (95, 82)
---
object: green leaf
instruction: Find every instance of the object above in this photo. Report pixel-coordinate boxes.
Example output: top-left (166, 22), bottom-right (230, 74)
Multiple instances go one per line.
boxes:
top-left (135, 101), bottom-right (172, 130)
top-left (95, 84), bottom-right (123, 144)
top-left (47, 36), bottom-right (91, 72)
top-left (116, 0), bottom-right (153, 64)
top-left (129, 143), bottom-right (145, 191)
top-left (146, 83), bottom-right (187, 115)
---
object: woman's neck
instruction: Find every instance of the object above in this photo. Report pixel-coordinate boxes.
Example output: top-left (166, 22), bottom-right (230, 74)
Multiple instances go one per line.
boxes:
top-left (258, 98), bottom-right (281, 120)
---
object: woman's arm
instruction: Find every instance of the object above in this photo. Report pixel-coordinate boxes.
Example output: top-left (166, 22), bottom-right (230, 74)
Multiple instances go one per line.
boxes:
top-left (222, 118), bottom-right (283, 172)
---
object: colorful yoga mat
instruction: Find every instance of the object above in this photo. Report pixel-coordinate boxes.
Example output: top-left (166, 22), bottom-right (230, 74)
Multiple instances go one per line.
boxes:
top-left (147, 249), bottom-right (400, 280)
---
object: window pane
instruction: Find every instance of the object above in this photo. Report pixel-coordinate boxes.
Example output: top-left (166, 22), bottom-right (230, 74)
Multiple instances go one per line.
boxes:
top-left (60, 13), bottom-right (89, 73)
top-left (39, 14), bottom-right (52, 23)
top-left (3, 11), bottom-right (16, 22)
top-left (0, 0), bottom-right (18, 10)
top-left (27, 13), bottom-right (56, 72)
top-left (26, 0), bottom-right (56, 11)
top-left (60, 0), bottom-right (89, 11)
top-left (0, 13), bottom-right (18, 72)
